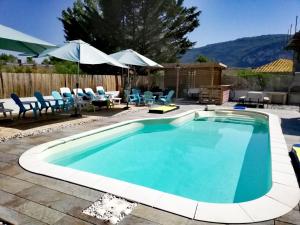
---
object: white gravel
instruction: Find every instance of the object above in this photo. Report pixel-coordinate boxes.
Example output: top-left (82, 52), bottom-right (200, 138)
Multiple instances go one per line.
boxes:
top-left (83, 194), bottom-right (137, 224)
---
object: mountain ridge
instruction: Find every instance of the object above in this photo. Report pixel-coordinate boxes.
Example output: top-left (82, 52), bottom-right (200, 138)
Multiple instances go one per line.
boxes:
top-left (180, 34), bottom-right (293, 68)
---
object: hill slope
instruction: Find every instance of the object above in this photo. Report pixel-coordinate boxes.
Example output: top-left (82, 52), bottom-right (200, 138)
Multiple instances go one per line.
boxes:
top-left (180, 35), bottom-right (293, 68)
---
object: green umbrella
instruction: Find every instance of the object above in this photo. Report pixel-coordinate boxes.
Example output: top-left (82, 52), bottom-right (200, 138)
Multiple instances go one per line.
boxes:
top-left (0, 24), bottom-right (56, 55)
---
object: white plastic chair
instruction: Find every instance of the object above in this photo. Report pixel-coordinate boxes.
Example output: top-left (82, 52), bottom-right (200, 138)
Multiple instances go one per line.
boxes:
top-left (73, 88), bottom-right (84, 95)
top-left (60, 87), bottom-right (72, 97)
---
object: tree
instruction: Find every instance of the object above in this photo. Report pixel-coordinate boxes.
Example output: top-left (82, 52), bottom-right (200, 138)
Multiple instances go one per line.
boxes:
top-left (26, 57), bottom-right (35, 64)
top-left (196, 55), bottom-right (209, 63)
top-left (0, 53), bottom-right (18, 63)
top-left (59, 0), bottom-right (200, 63)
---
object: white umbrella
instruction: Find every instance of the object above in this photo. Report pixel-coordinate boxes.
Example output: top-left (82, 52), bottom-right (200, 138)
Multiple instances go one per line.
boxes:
top-left (110, 49), bottom-right (162, 67)
top-left (110, 49), bottom-right (163, 109)
top-left (39, 40), bottom-right (128, 69)
top-left (39, 40), bottom-right (128, 116)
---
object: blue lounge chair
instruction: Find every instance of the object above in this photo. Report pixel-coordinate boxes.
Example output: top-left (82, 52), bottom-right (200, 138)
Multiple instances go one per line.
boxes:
top-left (125, 89), bottom-right (141, 105)
top-left (11, 93), bottom-right (37, 118)
top-left (51, 91), bottom-right (72, 112)
top-left (143, 91), bottom-right (155, 106)
top-left (85, 91), bottom-right (100, 101)
top-left (131, 89), bottom-right (144, 105)
top-left (159, 90), bottom-right (175, 105)
top-left (34, 91), bottom-right (54, 114)
top-left (61, 92), bottom-right (75, 105)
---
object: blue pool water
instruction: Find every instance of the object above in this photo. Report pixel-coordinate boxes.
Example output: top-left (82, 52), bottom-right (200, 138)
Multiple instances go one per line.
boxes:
top-left (49, 116), bottom-right (271, 203)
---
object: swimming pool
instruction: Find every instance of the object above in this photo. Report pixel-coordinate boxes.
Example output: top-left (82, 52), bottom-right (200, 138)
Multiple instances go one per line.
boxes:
top-left (47, 113), bottom-right (271, 203)
top-left (19, 110), bottom-right (300, 223)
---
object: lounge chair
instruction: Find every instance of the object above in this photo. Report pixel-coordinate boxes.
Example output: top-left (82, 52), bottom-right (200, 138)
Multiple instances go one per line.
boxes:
top-left (51, 91), bottom-right (72, 111)
top-left (73, 88), bottom-right (84, 95)
top-left (96, 86), bottom-right (105, 94)
top-left (290, 144), bottom-right (300, 184)
top-left (131, 89), bottom-right (144, 105)
top-left (11, 93), bottom-right (37, 118)
top-left (0, 102), bottom-right (13, 120)
top-left (106, 91), bottom-right (121, 104)
top-left (60, 87), bottom-right (75, 104)
top-left (96, 86), bottom-right (106, 96)
top-left (74, 88), bottom-right (91, 101)
top-left (60, 87), bottom-right (88, 109)
top-left (60, 87), bottom-right (72, 97)
top-left (85, 88), bottom-right (98, 97)
top-left (125, 89), bottom-right (141, 105)
top-left (159, 90), bottom-right (175, 105)
top-left (34, 91), bottom-right (54, 114)
top-left (143, 91), bottom-right (155, 106)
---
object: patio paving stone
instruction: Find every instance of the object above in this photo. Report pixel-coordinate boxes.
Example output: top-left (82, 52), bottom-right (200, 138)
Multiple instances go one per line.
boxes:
top-left (186, 220), bottom-right (225, 225)
top-left (3, 195), bottom-right (28, 210)
top-left (67, 207), bottom-right (108, 225)
top-left (13, 200), bottom-right (65, 224)
top-left (0, 205), bottom-right (47, 225)
top-left (0, 190), bottom-right (20, 205)
top-left (275, 221), bottom-right (296, 225)
top-left (0, 152), bottom-right (18, 163)
top-left (131, 205), bottom-right (189, 225)
top-left (0, 174), bottom-right (34, 194)
top-left (118, 215), bottom-right (160, 225)
top-left (0, 162), bottom-right (10, 170)
top-left (53, 215), bottom-right (93, 225)
top-left (0, 164), bottom-right (26, 176)
top-left (16, 184), bottom-right (92, 213)
top-left (276, 209), bottom-right (300, 225)
top-left (15, 171), bottom-right (104, 202)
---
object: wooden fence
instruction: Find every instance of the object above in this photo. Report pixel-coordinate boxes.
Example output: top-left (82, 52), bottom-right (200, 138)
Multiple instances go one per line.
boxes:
top-left (0, 72), bottom-right (125, 98)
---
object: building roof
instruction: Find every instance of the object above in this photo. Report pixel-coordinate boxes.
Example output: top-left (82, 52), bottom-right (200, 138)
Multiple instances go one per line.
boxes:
top-left (253, 59), bottom-right (293, 73)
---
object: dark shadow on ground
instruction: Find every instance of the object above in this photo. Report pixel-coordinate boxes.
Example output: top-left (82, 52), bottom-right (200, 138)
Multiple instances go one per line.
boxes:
top-left (81, 107), bottom-right (129, 117)
top-left (281, 117), bottom-right (300, 136)
top-left (0, 113), bottom-right (81, 130)
top-left (0, 105), bottom-right (142, 130)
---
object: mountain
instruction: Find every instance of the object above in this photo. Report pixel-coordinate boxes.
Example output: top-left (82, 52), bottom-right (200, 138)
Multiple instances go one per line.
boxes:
top-left (180, 34), bottom-right (293, 68)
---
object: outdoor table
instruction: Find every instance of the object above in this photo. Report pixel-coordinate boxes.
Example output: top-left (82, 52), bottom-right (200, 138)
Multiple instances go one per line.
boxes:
top-left (247, 91), bottom-right (264, 103)
top-left (21, 100), bottom-right (39, 118)
top-left (264, 92), bottom-right (287, 105)
top-left (188, 88), bottom-right (200, 98)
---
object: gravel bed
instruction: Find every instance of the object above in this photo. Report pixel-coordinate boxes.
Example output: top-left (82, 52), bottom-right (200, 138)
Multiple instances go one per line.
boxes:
top-left (0, 107), bottom-right (147, 143)
top-left (0, 116), bottom-right (104, 143)
top-left (83, 193), bottom-right (137, 224)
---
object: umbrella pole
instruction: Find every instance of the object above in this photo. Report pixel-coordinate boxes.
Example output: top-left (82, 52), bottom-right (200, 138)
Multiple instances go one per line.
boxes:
top-left (71, 61), bottom-right (82, 117)
top-left (123, 67), bottom-right (130, 110)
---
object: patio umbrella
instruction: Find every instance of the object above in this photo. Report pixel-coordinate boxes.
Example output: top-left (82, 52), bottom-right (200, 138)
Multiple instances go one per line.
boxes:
top-left (110, 49), bottom-right (163, 109)
top-left (39, 40), bottom-right (128, 116)
top-left (39, 40), bottom-right (128, 69)
top-left (0, 24), bottom-right (56, 55)
top-left (109, 49), bottom-right (162, 67)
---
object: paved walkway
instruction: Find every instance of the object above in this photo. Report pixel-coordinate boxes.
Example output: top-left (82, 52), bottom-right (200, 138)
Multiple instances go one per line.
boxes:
top-left (0, 104), bottom-right (299, 225)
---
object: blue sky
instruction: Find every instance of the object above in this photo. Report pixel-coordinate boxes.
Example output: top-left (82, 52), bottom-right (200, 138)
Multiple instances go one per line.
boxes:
top-left (0, 0), bottom-right (299, 48)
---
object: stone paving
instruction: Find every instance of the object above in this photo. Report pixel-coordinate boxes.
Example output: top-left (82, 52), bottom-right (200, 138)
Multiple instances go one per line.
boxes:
top-left (0, 103), bottom-right (299, 225)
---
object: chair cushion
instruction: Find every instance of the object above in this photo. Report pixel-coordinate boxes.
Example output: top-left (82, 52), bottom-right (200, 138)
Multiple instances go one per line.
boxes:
top-left (98, 90), bottom-right (105, 95)
top-left (293, 145), bottom-right (300, 159)
top-left (63, 93), bottom-right (72, 98)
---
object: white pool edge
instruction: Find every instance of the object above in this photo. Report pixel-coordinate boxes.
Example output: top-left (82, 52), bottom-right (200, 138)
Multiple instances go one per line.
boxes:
top-left (19, 109), bottom-right (300, 223)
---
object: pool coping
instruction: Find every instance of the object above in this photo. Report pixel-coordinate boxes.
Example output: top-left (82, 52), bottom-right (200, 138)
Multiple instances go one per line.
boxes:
top-left (19, 109), bottom-right (300, 223)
